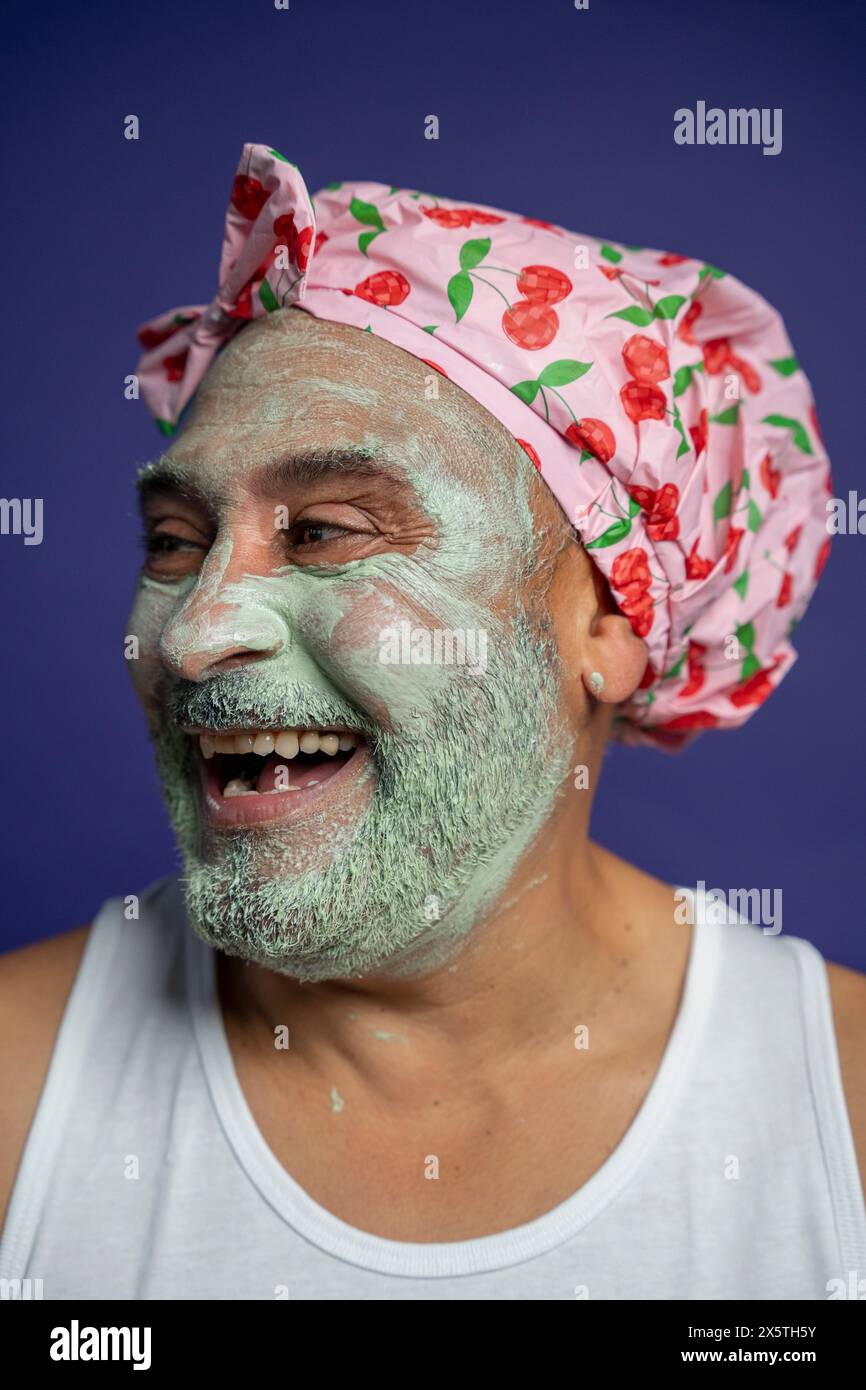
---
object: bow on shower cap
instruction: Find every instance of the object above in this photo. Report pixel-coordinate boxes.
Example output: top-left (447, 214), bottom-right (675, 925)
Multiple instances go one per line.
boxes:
top-left (136, 142), bottom-right (832, 747)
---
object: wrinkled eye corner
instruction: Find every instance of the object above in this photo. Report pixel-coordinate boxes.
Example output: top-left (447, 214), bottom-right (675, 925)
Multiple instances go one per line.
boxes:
top-left (285, 520), bottom-right (352, 548)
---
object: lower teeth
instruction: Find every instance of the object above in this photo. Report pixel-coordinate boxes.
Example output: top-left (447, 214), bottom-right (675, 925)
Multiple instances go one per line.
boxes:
top-left (224, 778), bottom-right (256, 798)
top-left (223, 777), bottom-right (300, 798)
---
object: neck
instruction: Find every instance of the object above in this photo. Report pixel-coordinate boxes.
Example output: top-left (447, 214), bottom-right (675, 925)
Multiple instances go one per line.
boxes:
top-left (217, 799), bottom-right (684, 1088)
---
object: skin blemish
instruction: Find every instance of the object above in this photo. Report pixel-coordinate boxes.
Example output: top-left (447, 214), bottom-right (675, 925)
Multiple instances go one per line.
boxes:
top-left (330, 1086), bottom-right (345, 1114)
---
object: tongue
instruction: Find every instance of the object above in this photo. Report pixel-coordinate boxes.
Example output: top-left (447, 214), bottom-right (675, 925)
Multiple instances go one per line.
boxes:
top-left (255, 750), bottom-right (345, 794)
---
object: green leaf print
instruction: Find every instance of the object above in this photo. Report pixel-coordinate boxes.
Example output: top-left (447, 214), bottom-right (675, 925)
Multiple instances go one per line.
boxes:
top-left (537, 359), bottom-right (593, 387)
top-left (607, 306), bottom-right (655, 326)
top-left (511, 379), bottom-right (540, 404)
top-left (458, 238), bottom-right (491, 271)
top-left (349, 196), bottom-right (385, 230)
top-left (653, 295), bottom-right (686, 320)
top-left (761, 414), bottom-right (813, 455)
top-left (769, 357), bottom-right (799, 377)
top-left (585, 517), bottom-right (634, 549)
top-left (741, 652), bottom-right (761, 680)
top-left (358, 229), bottom-right (382, 257)
top-left (713, 481), bottom-right (733, 521)
top-left (258, 280), bottom-right (279, 313)
top-left (448, 271), bottom-right (474, 322)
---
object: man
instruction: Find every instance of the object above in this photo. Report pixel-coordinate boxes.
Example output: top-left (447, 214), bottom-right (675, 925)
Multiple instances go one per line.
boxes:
top-left (1, 145), bottom-right (864, 1299)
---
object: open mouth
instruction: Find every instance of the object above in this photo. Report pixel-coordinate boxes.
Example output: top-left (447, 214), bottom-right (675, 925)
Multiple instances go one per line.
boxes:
top-left (188, 726), bottom-right (369, 825)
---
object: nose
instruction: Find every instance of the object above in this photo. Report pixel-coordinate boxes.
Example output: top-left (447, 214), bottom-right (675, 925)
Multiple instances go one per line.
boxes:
top-left (159, 567), bottom-right (291, 683)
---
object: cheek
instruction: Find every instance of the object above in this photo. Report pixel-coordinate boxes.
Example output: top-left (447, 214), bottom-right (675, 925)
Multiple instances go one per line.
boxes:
top-left (295, 583), bottom-right (461, 729)
top-left (125, 587), bottom-right (173, 714)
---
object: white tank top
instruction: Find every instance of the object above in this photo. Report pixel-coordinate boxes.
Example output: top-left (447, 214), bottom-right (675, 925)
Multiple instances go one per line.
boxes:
top-left (2, 877), bottom-right (864, 1300)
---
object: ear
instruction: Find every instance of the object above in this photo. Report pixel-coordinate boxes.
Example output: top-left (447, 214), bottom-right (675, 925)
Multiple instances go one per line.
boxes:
top-left (549, 541), bottom-right (649, 707)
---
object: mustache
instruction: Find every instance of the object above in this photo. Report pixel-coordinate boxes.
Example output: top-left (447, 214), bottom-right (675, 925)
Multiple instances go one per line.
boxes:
top-left (165, 674), bottom-right (378, 738)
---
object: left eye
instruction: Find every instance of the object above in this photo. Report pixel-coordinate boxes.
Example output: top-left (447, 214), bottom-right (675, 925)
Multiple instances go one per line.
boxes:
top-left (289, 522), bottom-right (346, 546)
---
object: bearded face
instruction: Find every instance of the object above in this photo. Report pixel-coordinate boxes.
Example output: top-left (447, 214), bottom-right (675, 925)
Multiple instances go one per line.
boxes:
top-left (127, 309), bottom-right (575, 982)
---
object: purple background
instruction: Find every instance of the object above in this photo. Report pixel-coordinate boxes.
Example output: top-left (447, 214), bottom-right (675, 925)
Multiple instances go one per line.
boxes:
top-left (1, 0), bottom-right (862, 964)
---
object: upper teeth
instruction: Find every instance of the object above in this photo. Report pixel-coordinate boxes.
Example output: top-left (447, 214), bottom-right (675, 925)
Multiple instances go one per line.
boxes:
top-left (198, 729), bottom-right (359, 759)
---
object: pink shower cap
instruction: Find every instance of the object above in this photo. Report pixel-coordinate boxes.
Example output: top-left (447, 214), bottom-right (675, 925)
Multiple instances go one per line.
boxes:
top-left (136, 143), bottom-right (832, 747)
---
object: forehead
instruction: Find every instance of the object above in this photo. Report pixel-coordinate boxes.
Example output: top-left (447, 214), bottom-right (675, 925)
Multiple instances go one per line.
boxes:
top-left (161, 308), bottom-right (522, 500)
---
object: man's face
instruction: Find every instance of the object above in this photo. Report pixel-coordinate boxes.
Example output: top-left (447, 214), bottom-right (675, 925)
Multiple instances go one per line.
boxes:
top-left (127, 309), bottom-right (575, 981)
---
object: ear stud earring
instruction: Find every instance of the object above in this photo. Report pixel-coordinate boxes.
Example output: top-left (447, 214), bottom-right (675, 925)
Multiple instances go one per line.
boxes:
top-left (588, 671), bottom-right (605, 698)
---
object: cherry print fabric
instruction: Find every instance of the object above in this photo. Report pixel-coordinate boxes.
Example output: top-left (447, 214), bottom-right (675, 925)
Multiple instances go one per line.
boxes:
top-left (136, 144), bottom-right (832, 747)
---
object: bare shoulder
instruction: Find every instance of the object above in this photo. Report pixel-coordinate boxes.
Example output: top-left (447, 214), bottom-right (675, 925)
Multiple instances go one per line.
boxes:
top-left (827, 960), bottom-right (866, 1200)
top-left (0, 925), bottom-right (91, 1231)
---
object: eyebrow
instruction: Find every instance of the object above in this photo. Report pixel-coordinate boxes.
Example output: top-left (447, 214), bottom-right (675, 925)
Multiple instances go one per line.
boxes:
top-left (136, 445), bottom-right (418, 511)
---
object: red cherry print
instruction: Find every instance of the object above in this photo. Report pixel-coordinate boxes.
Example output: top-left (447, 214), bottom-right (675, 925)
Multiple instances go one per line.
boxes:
top-left (138, 322), bottom-right (184, 351)
top-left (729, 668), bottom-right (774, 709)
top-left (295, 225), bottom-right (313, 272)
top-left (702, 338), bottom-right (731, 375)
top-left (314, 230), bottom-right (329, 256)
top-left (677, 301), bottom-right (702, 345)
top-left (598, 266), bottom-right (623, 281)
top-left (657, 710), bottom-right (720, 731)
top-left (814, 536), bottom-right (831, 579)
top-left (273, 212), bottom-right (298, 255)
top-left (419, 358), bottom-right (449, 377)
top-left (619, 589), bottom-right (655, 638)
top-left (722, 525), bottom-right (744, 574)
top-left (689, 408), bottom-right (709, 458)
top-left (622, 335), bottom-right (670, 385)
top-left (776, 571), bottom-right (793, 607)
top-left (422, 206), bottom-right (473, 228)
top-left (468, 209), bottom-right (505, 225)
top-left (681, 640), bottom-right (707, 698)
top-left (163, 350), bottom-right (188, 383)
top-left (502, 300), bottom-right (559, 349)
top-left (231, 175), bottom-right (269, 220)
top-left (638, 659), bottom-right (658, 689)
top-left (233, 282), bottom-right (253, 320)
top-left (272, 213), bottom-right (312, 271)
top-left (565, 419), bottom-right (616, 463)
top-left (620, 381), bottom-right (666, 423)
top-left (609, 545), bottom-right (654, 638)
top-left (354, 270), bottom-right (411, 307)
top-left (628, 485), bottom-right (658, 512)
top-left (516, 265), bottom-right (572, 305)
top-left (658, 253), bottom-right (689, 266)
top-left (516, 439), bottom-right (541, 470)
top-left (760, 452), bottom-right (781, 500)
top-left (685, 537), bottom-right (714, 580)
top-left (727, 351), bottom-right (761, 394)
top-left (522, 217), bottom-right (555, 229)
top-left (628, 484), bottom-right (680, 541)
top-left (611, 547), bottom-right (652, 593)
top-left (783, 525), bottom-right (802, 555)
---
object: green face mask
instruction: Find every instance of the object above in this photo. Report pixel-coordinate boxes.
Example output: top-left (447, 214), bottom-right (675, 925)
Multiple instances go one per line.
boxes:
top-left (151, 564), bottom-right (570, 983)
top-left (131, 310), bottom-right (575, 982)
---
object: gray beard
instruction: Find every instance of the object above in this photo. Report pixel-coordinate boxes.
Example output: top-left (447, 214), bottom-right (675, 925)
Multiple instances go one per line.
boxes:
top-left (151, 618), bottom-right (570, 983)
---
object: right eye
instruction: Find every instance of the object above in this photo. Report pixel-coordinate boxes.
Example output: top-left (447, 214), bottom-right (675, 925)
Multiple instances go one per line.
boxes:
top-left (140, 527), bottom-right (208, 579)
